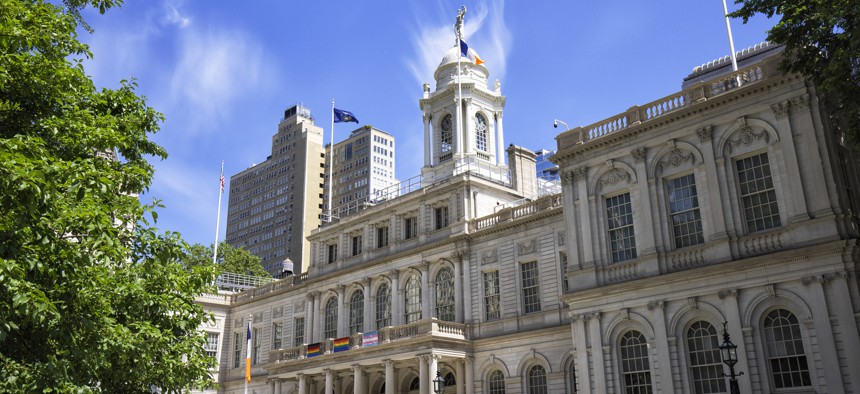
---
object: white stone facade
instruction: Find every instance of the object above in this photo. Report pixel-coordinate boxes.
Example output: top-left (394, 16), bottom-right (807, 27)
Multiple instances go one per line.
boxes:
top-left (198, 43), bottom-right (860, 394)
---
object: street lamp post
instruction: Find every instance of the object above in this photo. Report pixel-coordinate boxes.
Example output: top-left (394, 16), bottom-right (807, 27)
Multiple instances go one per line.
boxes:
top-left (433, 371), bottom-right (446, 394)
top-left (719, 321), bottom-right (744, 394)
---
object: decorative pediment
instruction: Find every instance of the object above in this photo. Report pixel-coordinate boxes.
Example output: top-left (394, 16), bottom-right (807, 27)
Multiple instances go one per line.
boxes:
top-left (599, 167), bottom-right (631, 187)
top-left (657, 148), bottom-right (695, 170)
top-left (273, 306), bottom-right (283, 318)
top-left (481, 249), bottom-right (498, 265)
top-left (518, 239), bottom-right (537, 255)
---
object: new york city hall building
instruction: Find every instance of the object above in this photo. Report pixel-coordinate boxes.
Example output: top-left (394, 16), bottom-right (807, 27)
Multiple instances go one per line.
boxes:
top-left (199, 42), bottom-right (860, 394)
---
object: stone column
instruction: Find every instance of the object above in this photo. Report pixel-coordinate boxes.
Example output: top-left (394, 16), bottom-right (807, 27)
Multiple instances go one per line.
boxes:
top-left (696, 126), bottom-right (728, 240)
top-left (363, 278), bottom-right (372, 333)
top-left (384, 359), bottom-right (396, 394)
top-left (804, 275), bottom-right (845, 391)
top-left (275, 378), bottom-right (282, 394)
top-left (561, 171), bottom-right (582, 270)
top-left (353, 364), bottom-right (364, 394)
top-left (455, 100), bottom-right (464, 157)
top-left (390, 269), bottom-right (401, 327)
top-left (453, 252), bottom-right (464, 322)
top-left (831, 272), bottom-right (860, 392)
top-left (312, 292), bottom-right (321, 343)
top-left (298, 374), bottom-right (307, 394)
top-left (337, 285), bottom-right (346, 338)
top-left (495, 112), bottom-right (505, 165)
top-left (769, 104), bottom-right (810, 222)
top-left (419, 355), bottom-right (429, 394)
top-left (631, 148), bottom-right (656, 255)
top-left (464, 100), bottom-right (474, 155)
top-left (570, 313), bottom-right (592, 393)
top-left (421, 262), bottom-right (430, 320)
top-left (465, 357), bottom-right (475, 394)
top-left (455, 359), bottom-right (465, 394)
top-left (576, 169), bottom-right (594, 266)
top-left (324, 369), bottom-right (333, 394)
top-left (588, 313), bottom-right (606, 393)
top-left (269, 378), bottom-right (276, 394)
top-left (424, 112), bottom-right (432, 167)
top-left (428, 355), bottom-right (440, 393)
top-left (648, 301), bottom-right (674, 393)
top-left (719, 289), bottom-right (752, 393)
top-left (788, 95), bottom-right (831, 216)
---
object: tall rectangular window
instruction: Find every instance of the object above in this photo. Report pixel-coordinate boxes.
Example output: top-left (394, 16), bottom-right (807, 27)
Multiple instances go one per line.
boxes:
top-left (606, 192), bottom-right (637, 263)
top-left (667, 174), bottom-right (704, 248)
top-left (521, 261), bottom-right (541, 313)
top-left (483, 270), bottom-right (501, 320)
top-left (252, 327), bottom-right (261, 365)
top-left (434, 206), bottom-right (449, 230)
top-left (559, 252), bottom-right (569, 292)
top-left (404, 217), bottom-right (417, 240)
top-left (271, 322), bottom-right (282, 350)
top-left (377, 226), bottom-right (389, 248)
top-left (204, 332), bottom-right (219, 359)
top-left (327, 243), bottom-right (337, 264)
top-left (736, 153), bottom-right (781, 233)
top-left (352, 235), bottom-right (362, 256)
top-left (294, 317), bottom-right (305, 347)
top-left (233, 333), bottom-right (241, 368)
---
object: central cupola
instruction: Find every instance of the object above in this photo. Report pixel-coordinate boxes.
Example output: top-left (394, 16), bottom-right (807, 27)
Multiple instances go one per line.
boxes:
top-left (418, 6), bottom-right (507, 185)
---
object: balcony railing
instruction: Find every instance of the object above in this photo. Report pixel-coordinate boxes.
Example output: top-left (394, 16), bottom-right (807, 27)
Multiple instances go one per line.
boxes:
top-left (268, 318), bottom-right (468, 363)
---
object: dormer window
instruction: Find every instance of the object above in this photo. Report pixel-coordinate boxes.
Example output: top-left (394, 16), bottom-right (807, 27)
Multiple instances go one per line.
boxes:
top-left (441, 114), bottom-right (453, 154)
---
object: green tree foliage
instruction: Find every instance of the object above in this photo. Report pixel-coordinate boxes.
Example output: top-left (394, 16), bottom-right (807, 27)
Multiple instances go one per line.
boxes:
top-left (0, 0), bottom-right (218, 392)
top-left (732, 0), bottom-right (860, 144)
top-left (184, 242), bottom-right (272, 278)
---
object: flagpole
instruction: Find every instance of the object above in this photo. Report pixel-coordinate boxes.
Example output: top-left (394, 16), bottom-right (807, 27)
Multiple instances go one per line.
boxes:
top-left (212, 160), bottom-right (224, 265)
top-left (245, 315), bottom-right (253, 394)
top-left (328, 99), bottom-right (335, 222)
top-left (456, 11), bottom-right (464, 159)
top-left (722, 0), bottom-right (739, 72)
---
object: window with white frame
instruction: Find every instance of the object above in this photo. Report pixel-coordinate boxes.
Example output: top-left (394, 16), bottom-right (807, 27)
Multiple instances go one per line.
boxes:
top-left (435, 267), bottom-right (455, 321)
top-left (686, 321), bottom-right (726, 394)
top-left (294, 317), bottom-right (305, 347)
top-left (252, 327), bottom-right (261, 365)
top-left (404, 275), bottom-right (422, 323)
top-left (434, 206), bottom-right (449, 230)
top-left (475, 113), bottom-right (488, 151)
top-left (232, 332), bottom-right (241, 368)
top-left (527, 365), bottom-right (548, 394)
top-left (376, 283), bottom-right (392, 329)
top-left (271, 322), bottom-right (282, 350)
top-left (488, 370), bottom-right (506, 394)
top-left (667, 174), bottom-right (704, 248)
top-left (764, 309), bottom-right (811, 389)
top-left (736, 153), bottom-right (781, 233)
top-left (377, 226), bottom-right (389, 248)
top-left (404, 216), bottom-right (418, 240)
top-left (620, 330), bottom-right (653, 394)
top-left (204, 331), bottom-right (219, 359)
top-left (483, 270), bottom-right (501, 321)
top-left (349, 290), bottom-right (364, 335)
top-left (521, 261), bottom-right (541, 313)
top-left (351, 234), bottom-right (362, 256)
top-left (606, 192), bottom-right (637, 263)
top-left (324, 298), bottom-right (338, 339)
top-left (441, 114), bottom-right (453, 154)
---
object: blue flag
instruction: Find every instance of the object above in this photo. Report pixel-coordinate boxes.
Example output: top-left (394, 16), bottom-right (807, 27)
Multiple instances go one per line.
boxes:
top-left (333, 108), bottom-right (359, 123)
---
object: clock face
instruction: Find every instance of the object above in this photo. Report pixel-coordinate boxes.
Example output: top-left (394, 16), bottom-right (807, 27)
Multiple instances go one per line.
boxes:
top-left (441, 115), bottom-right (452, 132)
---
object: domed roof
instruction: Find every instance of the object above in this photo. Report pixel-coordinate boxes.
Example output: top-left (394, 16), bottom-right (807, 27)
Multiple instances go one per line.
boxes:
top-left (438, 44), bottom-right (484, 68)
top-left (433, 43), bottom-right (490, 91)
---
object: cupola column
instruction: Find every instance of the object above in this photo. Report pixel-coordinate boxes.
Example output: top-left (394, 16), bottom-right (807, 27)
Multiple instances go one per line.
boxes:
top-left (423, 113), bottom-right (431, 166)
top-left (495, 112), bottom-right (505, 165)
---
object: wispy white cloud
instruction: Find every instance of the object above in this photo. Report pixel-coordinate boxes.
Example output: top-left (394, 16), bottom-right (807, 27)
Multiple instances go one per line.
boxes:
top-left (162, 1), bottom-right (191, 29)
top-left (406, 0), bottom-right (511, 85)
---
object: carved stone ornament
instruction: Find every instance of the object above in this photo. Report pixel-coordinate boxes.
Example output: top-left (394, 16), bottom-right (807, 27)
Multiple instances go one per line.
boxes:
top-left (726, 122), bottom-right (768, 154)
top-left (790, 93), bottom-right (810, 110)
top-left (771, 100), bottom-right (790, 119)
top-left (518, 239), bottom-right (537, 255)
top-left (599, 168), bottom-right (631, 187)
top-left (273, 306), bottom-right (284, 318)
top-left (631, 147), bottom-right (646, 163)
top-left (254, 311), bottom-right (263, 322)
top-left (234, 318), bottom-right (243, 328)
top-left (657, 148), bottom-right (695, 170)
top-left (561, 171), bottom-right (576, 187)
top-left (696, 125), bottom-right (713, 143)
top-left (558, 231), bottom-right (566, 246)
top-left (573, 166), bottom-right (588, 181)
top-left (481, 249), bottom-right (498, 265)
top-left (295, 300), bottom-right (305, 312)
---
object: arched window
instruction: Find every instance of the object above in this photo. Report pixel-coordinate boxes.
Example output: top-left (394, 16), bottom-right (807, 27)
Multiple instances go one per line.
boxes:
top-left (527, 365), bottom-right (547, 394)
top-left (349, 290), bottom-right (364, 335)
top-left (488, 370), bottom-right (506, 394)
top-left (376, 283), bottom-right (392, 329)
top-left (324, 297), bottom-right (338, 339)
top-left (764, 309), bottom-right (811, 389)
top-left (620, 330), bottom-right (652, 394)
top-left (566, 360), bottom-right (578, 393)
top-left (440, 114), bottom-right (453, 154)
top-left (405, 275), bottom-right (422, 323)
top-left (409, 377), bottom-right (421, 390)
top-left (686, 321), bottom-right (725, 393)
top-left (475, 113), bottom-right (488, 151)
top-left (444, 372), bottom-right (456, 387)
top-left (435, 267), bottom-right (455, 321)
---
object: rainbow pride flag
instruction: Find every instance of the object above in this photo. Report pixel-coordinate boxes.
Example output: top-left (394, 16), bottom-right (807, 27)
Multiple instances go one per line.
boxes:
top-left (307, 342), bottom-right (321, 357)
top-left (333, 337), bottom-right (350, 353)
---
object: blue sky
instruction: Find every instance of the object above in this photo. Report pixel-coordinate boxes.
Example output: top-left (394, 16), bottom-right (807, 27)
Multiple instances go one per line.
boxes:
top-left (78, 1), bottom-right (776, 247)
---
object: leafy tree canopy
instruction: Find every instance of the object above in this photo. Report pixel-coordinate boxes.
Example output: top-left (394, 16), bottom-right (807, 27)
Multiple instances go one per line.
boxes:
top-left (0, 0), bottom-right (218, 392)
top-left (732, 0), bottom-right (860, 144)
top-left (184, 242), bottom-right (272, 278)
